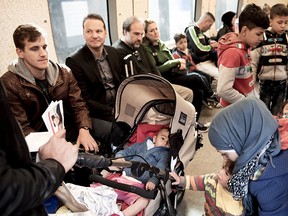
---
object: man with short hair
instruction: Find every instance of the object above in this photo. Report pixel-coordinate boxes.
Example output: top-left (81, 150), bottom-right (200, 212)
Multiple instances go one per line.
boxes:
top-left (185, 12), bottom-right (219, 79)
top-left (66, 14), bottom-right (124, 155)
top-left (0, 24), bottom-right (98, 152)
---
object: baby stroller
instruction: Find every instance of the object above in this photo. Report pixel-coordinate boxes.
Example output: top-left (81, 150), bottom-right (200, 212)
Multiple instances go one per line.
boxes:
top-left (78, 74), bottom-right (201, 215)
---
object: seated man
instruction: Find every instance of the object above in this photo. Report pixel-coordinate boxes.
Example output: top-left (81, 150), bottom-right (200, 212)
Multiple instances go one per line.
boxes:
top-left (185, 12), bottom-right (219, 80)
top-left (0, 23), bottom-right (98, 152)
top-left (66, 14), bottom-right (124, 155)
top-left (113, 16), bottom-right (193, 106)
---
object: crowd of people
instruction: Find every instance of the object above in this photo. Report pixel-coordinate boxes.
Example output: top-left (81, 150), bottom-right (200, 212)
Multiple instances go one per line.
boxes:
top-left (1, 2), bottom-right (288, 216)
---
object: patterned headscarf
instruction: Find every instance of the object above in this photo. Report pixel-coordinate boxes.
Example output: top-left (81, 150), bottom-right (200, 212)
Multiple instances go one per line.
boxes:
top-left (208, 96), bottom-right (281, 174)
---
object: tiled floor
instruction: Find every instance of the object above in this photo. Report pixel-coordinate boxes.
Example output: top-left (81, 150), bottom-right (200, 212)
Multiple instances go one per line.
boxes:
top-left (176, 105), bottom-right (223, 215)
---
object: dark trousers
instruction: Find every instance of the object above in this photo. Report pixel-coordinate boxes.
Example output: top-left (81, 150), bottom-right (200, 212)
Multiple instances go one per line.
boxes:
top-left (259, 80), bottom-right (286, 115)
top-left (167, 73), bottom-right (213, 121)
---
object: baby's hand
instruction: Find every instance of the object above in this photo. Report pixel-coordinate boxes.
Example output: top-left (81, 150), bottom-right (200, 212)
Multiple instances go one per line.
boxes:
top-left (169, 171), bottom-right (180, 185)
top-left (146, 181), bottom-right (156, 190)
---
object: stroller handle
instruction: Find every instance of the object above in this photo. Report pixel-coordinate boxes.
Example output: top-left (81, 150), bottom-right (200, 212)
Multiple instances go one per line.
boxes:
top-left (76, 153), bottom-right (169, 182)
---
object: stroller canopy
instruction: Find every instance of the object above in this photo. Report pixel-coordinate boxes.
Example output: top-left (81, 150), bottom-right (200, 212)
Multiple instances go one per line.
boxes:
top-left (114, 74), bottom-right (197, 168)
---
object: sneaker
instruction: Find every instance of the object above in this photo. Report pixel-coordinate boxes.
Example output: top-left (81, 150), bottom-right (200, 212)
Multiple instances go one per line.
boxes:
top-left (202, 100), bottom-right (213, 110)
top-left (207, 93), bottom-right (221, 108)
top-left (196, 122), bottom-right (210, 133)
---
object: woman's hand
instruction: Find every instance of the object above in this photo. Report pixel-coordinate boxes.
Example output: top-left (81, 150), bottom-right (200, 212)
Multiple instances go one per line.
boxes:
top-left (169, 171), bottom-right (181, 185)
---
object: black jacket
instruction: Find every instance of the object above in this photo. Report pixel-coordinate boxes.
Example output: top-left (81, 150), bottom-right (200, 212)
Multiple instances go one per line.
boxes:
top-left (66, 45), bottom-right (123, 121)
top-left (0, 81), bottom-right (65, 216)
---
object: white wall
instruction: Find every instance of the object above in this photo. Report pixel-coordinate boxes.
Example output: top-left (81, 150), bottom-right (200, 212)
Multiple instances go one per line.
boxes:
top-left (0, 0), bottom-right (57, 76)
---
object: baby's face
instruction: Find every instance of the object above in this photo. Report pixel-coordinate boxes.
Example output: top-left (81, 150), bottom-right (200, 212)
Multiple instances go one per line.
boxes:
top-left (154, 129), bottom-right (169, 147)
top-left (283, 104), bottom-right (288, 116)
top-left (217, 166), bottom-right (231, 188)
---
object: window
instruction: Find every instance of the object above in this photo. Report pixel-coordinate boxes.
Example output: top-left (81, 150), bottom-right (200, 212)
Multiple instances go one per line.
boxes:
top-left (148, 0), bottom-right (196, 42)
top-left (215, 0), bottom-right (238, 31)
top-left (48, 0), bottom-right (110, 63)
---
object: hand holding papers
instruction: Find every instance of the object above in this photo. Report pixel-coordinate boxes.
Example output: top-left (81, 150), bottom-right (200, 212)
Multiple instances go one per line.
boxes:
top-left (42, 100), bottom-right (65, 134)
top-left (26, 100), bottom-right (65, 152)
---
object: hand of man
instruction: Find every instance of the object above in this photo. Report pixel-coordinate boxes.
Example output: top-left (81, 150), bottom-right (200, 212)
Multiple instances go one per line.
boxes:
top-left (39, 129), bottom-right (78, 173)
top-left (77, 128), bottom-right (99, 152)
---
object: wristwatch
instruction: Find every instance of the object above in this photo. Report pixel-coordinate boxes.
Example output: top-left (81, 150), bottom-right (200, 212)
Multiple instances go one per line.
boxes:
top-left (80, 126), bottom-right (90, 130)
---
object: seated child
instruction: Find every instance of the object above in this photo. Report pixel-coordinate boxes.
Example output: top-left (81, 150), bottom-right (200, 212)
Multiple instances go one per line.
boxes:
top-left (172, 33), bottom-right (220, 108)
top-left (112, 127), bottom-right (170, 216)
top-left (169, 159), bottom-right (244, 216)
top-left (274, 101), bottom-right (288, 150)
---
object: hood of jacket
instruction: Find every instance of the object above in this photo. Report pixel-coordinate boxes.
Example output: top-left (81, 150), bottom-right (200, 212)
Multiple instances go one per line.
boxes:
top-left (7, 58), bottom-right (59, 86)
top-left (217, 32), bottom-right (247, 58)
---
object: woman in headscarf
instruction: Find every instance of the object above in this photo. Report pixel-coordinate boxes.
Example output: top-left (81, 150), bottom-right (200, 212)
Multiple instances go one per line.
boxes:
top-left (208, 96), bottom-right (288, 215)
top-left (216, 11), bottom-right (236, 41)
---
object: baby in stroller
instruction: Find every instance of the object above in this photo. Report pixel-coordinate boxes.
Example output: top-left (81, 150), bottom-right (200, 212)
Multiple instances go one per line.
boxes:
top-left (110, 127), bottom-right (170, 216)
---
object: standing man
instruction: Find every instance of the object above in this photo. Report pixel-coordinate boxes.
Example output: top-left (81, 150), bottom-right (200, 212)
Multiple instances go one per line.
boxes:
top-left (0, 24), bottom-right (98, 152)
top-left (185, 12), bottom-right (219, 79)
top-left (66, 14), bottom-right (123, 155)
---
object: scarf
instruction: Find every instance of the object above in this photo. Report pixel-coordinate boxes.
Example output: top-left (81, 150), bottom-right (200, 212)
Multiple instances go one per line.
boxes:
top-left (208, 97), bottom-right (281, 214)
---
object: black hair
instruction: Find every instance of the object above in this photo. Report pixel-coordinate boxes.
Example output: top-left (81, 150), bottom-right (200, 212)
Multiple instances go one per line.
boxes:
top-left (270, 4), bottom-right (288, 19)
top-left (173, 33), bottom-right (186, 43)
top-left (239, 3), bottom-right (269, 31)
top-left (82, 13), bottom-right (106, 30)
top-left (13, 24), bottom-right (45, 50)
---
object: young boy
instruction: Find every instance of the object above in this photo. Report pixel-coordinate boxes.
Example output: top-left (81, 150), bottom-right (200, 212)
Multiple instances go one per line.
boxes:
top-left (170, 160), bottom-right (244, 216)
top-left (251, 3), bottom-right (288, 115)
top-left (172, 33), bottom-right (220, 108)
top-left (111, 127), bottom-right (170, 216)
top-left (217, 4), bottom-right (270, 107)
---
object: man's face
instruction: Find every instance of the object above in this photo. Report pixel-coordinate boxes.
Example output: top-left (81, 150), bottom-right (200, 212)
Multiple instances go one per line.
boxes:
top-left (124, 21), bottom-right (144, 48)
top-left (83, 18), bottom-right (107, 50)
top-left (244, 27), bottom-right (266, 48)
top-left (270, 15), bottom-right (288, 35)
top-left (202, 18), bottom-right (214, 32)
top-left (16, 35), bottom-right (49, 71)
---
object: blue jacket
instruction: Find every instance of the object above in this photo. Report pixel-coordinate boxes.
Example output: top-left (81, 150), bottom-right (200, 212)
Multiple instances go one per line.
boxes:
top-left (249, 150), bottom-right (288, 216)
top-left (115, 138), bottom-right (169, 185)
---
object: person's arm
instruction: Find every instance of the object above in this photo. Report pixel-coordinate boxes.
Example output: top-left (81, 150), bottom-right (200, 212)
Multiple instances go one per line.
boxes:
top-left (217, 50), bottom-right (246, 103)
top-left (143, 44), bottom-right (182, 75)
top-left (115, 141), bottom-right (142, 160)
top-left (0, 75), bottom-right (35, 136)
top-left (170, 171), bottom-right (206, 191)
top-left (185, 26), bottom-right (212, 53)
top-left (251, 47), bottom-right (261, 83)
top-left (64, 69), bottom-right (98, 151)
top-left (0, 129), bottom-right (77, 214)
top-left (146, 150), bottom-right (169, 190)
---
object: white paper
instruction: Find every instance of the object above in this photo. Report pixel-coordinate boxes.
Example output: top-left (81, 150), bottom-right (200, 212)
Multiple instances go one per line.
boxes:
top-left (42, 100), bottom-right (65, 134)
top-left (25, 132), bottom-right (53, 152)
